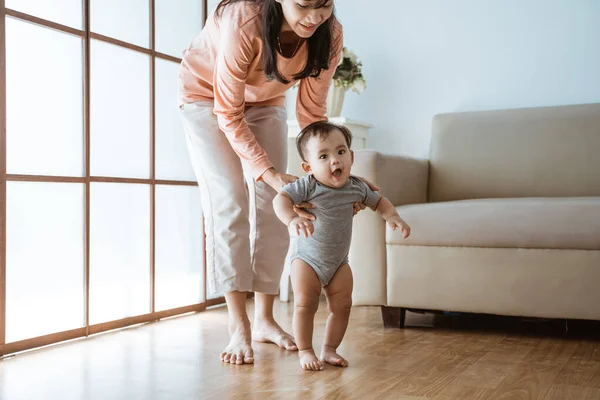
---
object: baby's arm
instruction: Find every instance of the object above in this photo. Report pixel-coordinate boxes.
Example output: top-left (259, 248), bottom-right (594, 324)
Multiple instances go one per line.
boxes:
top-left (273, 192), bottom-right (314, 238)
top-left (273, 192), bottom-right (297, 226)
top-left (372, 196), bottom-right (411, 239)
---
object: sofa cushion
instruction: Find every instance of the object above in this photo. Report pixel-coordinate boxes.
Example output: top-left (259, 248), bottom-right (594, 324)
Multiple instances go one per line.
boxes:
top-left (389, 197), bottom-right (600, 250)
top-left (429, 103), bottom-right (600, 202)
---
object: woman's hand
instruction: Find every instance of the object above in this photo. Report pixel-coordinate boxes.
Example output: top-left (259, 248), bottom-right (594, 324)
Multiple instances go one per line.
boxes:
top-left (264, 168), bottom-right (317, 221)
top-left (352, 202), bottom-right (367, 216)
top-left (262, 168), bottom-right (298, 192)
top-left (294, 202), bottom-right (316, 221)
top-left (351, 175), bottom-right (381, 216)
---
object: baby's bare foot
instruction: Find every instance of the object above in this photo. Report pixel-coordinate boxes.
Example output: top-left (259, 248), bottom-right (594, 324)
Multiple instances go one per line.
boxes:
top-left (220, 319), bottom-right (254, 365)
top-left (299, 349), bottom-right (324, 371)
top-left (321, 345), bottom-right (348, 367)
top-left (252, 318), bottom-right (298, 351)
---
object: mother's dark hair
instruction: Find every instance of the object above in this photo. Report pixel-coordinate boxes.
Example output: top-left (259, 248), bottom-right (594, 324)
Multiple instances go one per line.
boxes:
top-left (215, 0), bottom-right (337, 84)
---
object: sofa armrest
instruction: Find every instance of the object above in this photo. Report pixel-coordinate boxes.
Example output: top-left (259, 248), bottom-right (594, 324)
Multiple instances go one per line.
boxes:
top-left (349, 150), bottom-right (429, 306)
top-left (353, 150), bottom-right (430, 206)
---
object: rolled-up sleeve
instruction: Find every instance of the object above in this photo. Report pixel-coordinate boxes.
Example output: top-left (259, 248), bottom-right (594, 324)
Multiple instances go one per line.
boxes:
top-left (212, 21), bottom-right (273, 180)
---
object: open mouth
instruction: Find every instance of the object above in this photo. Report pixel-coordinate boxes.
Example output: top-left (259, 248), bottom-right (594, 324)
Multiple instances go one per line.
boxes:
top-left (332, 168), bottom-right (342, 178)
top-left (300, 23), bottom-right (316, 30)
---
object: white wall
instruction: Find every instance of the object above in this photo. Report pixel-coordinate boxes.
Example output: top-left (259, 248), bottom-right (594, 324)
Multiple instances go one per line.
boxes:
top-left (289, 0), bottom-right (600, 158)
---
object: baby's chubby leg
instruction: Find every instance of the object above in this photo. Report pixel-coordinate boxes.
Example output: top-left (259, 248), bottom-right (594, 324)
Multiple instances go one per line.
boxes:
top-left (290, 259), bottom-right (323, 371)
top-left (322, 264), bottom-right (353, 367)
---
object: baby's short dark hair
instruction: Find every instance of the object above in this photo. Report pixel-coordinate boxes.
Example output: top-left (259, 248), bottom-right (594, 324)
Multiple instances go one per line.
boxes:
top-left (296, 121), bottom-right (353, 162)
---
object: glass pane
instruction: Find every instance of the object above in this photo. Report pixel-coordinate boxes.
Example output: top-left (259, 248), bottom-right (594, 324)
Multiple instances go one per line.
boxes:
top-left (155, 59), bottom-right (196, 181)
top-left (91, 0), bottom-right (149, 48)
top-left (155, 0), bottom-right (203, 57)
top-left (90, 183), bottom-right (150, 324)
top-left (208, 292), bottom-right (224, 300)
top-left (6, 18), bottom-right (83, 177)
top-left (6, 182), bottom-right (85, 342)
top-left (155, 185), bottom-right (204, 311)
top-left (6, 0), bottom-right (82, 29)
top-left (91, 40), bottom-right (150, 179)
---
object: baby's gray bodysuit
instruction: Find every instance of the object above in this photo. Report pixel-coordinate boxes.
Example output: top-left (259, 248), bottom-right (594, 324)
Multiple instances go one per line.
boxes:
top-left (281, 175), bottom-right (381, 285)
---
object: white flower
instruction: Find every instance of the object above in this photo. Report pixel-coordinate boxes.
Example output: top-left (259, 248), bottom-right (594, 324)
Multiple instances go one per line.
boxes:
top-left (351, 77), bottom-right (366, 93)
top-left (345, 50), bottom-right (358, 65)
top-left (334, 47), bottom-right (366, 93)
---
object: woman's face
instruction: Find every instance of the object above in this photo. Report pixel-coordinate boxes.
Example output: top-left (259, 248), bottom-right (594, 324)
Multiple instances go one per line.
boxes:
top-left (276, 0), bottom-right (334, 38)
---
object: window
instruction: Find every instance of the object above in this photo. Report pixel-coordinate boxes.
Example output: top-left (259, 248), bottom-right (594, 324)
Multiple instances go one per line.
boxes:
top-left (0, 0), bottom-right (212, 355)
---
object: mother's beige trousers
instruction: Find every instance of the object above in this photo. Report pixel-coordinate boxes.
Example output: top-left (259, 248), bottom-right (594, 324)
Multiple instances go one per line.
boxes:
top-left (179, 101), bottom-right (289, 296)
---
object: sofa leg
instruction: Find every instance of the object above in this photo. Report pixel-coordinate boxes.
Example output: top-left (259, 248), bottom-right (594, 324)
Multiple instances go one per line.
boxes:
top-left (381, 306), bottom-right (406, 329)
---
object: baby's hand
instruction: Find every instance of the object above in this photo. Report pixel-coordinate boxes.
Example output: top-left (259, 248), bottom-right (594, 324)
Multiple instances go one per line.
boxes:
top-left (289, 217), bottom-right (314, 238)
top-left (387, 215), bottom-right (411, 239)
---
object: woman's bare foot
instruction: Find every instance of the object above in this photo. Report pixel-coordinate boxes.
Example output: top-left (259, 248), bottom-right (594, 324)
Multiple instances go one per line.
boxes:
top-left (320, 345), bottom-right (348, 367)
top-left (221, 319), bottom-right (254, 365)
top-left (299, 349), bottom-right (324, 371)
top-left (252, 318), bottom-right (298, 351)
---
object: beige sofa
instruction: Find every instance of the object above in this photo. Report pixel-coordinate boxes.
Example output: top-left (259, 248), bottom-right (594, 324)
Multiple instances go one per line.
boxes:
top-left (349, 103), bottom-right (600, 328)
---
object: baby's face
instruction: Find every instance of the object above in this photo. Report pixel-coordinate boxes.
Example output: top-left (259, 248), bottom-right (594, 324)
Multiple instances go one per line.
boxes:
top-left (302, 129), bottom-right (353, 189)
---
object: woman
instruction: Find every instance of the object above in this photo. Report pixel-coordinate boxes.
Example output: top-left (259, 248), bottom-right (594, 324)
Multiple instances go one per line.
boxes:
top-left (178, 0), bottom-right (371, 365)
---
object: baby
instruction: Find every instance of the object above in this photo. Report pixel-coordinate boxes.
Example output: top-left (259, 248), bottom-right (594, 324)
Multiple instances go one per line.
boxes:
top-left (273, 121), bottom-right (411, 371)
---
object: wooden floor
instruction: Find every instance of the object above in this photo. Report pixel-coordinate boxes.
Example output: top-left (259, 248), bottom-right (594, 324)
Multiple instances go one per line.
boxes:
top-left (1, 300), bottom-right (600, 400)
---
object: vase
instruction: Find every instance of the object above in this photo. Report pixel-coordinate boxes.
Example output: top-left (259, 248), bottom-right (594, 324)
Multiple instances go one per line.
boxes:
top-left (326, 84), bottom-right (345, 118)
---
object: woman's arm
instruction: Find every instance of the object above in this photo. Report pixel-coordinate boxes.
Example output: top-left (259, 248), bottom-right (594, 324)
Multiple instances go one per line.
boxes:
top-left (212, 19), bottom-right (273, 180)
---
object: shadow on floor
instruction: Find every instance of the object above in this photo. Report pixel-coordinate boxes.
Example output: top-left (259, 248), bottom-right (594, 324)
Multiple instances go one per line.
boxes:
top-left (404, 309), bottom-right (600, 341)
